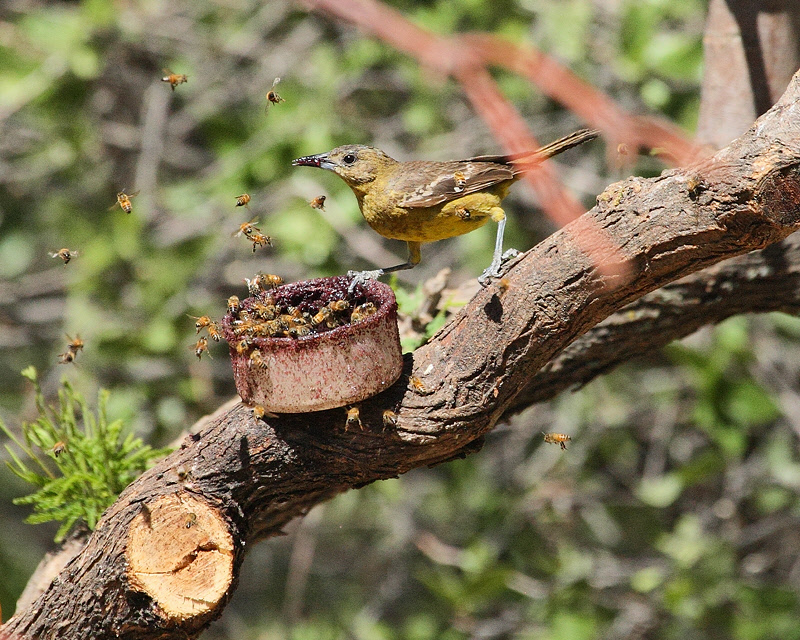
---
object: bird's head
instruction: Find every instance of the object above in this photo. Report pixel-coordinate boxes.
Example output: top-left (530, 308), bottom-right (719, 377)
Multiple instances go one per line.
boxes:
top-left (292, 145), bottom-right (398, 188)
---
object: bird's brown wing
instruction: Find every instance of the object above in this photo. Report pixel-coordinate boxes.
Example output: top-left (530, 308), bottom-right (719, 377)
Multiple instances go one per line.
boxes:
top-left (395, 160), bottom-right (515, 208)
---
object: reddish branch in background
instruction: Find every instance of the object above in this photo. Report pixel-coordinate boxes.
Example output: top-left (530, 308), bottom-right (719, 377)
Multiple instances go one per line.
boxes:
top-left (298, 0), bottom-right (704, 276)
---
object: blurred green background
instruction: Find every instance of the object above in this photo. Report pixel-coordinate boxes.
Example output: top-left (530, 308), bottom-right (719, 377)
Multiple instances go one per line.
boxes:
top-left (3, 0), bottom-right (800, 638)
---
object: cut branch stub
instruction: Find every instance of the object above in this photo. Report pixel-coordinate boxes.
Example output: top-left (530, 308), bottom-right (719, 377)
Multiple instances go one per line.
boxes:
top-left (127, 493), bottom-right (234, 622)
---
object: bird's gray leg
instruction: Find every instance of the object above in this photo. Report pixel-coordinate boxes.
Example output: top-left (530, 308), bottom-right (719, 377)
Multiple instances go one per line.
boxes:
top-left (347, 242), bottom-right (422, 293)
top-left (478, 217), bottom-right (519, 286)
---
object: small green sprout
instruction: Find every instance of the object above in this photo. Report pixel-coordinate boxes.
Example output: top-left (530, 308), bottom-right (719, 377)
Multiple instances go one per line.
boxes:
top-left (0, 367), bottom-right (171, 542)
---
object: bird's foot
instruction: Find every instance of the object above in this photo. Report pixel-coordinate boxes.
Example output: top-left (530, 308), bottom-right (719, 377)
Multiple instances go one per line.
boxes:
top-left (478, 249), bottom-right (520, 287)
top-left (347, 269), bottom-right (385, 294)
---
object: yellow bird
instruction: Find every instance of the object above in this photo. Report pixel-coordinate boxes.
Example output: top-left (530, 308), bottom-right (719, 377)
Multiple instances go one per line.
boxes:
top-left (292, 128), bottom-right (598, 285)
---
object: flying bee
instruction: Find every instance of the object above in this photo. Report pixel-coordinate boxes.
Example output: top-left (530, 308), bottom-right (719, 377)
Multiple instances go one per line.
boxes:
top-left (250, 232), bottom-right (272, 252)
top-left (206, 323), bottom-right (221, 342)
top-left (109, 190), bottom-right (139, 214)
top-left (309, 195), bottom-right (326, 211)
top-left (234, 217), bottom-right (259, 238)
top-left (189, 315), bottom-right (215, 333)
top-left (345, 406), bottom-right (362, 430)
top-left (455, 206), bottom-right (471, 220)
top-left (542, 432), bottom-right (572, 450)
top-left (255, 273), bottom-right (283, 290)
top-left (264, 77), bottom-right (284, 112)
top-left (409, 375), bottom-right (433, 396)
top-left (53, 441), bottom-right (67, 457)
top-left (453, 170), bottom-right (467, 192)
top-left (65, 334), bottom-right (84, 354)
top-left (227, 296), bottom-right (240, 315)
top-left (192, 336), bottom-right (209, 360)
top-left (382, 410), bottom-right (397, 428)
top-left (50, 248), bottom-right (77, 265)
top-left (161, 69), bottom-right (188, 91)
top-left (350, 302), bottom-right (377, 323)
top-left (57, 350), bottom-right (75, 365)
top-left (235, 194), bottom-right (251, 209)
top-left (249, 350), bottom-right (268, 370)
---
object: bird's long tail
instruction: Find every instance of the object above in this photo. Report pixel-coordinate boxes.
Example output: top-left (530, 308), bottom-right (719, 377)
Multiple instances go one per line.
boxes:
top-left (464, 128), bottom-right (599, 169)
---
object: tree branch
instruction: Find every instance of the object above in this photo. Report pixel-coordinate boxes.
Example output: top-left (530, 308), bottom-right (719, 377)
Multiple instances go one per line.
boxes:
top-left (3, 68), bottom-right (800, 640)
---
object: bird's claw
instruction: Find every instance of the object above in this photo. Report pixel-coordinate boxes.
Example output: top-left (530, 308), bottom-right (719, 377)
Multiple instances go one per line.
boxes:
top-left (347, 269), bottom-right (385, 293)
top-left (478, 249), bottom-right (521, 287)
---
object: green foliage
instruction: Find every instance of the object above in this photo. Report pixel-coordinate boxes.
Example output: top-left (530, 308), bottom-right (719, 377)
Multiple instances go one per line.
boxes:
top-left (0, 367), bottom-right (170, 542)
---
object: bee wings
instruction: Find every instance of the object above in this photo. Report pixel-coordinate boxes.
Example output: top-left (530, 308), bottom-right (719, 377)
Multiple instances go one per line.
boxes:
top-left (395, 160), bottom-right (516, 208)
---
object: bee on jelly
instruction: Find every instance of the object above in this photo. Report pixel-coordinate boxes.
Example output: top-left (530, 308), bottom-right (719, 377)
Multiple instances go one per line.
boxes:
top-left (256, 273), bottom-right (283, 290)
top-left (542, 432), bottom-right (572, 450)
top-left (351, 302), bottom-right (377, 323)
top-left (161, 69), bottom-right (188, 91)
top-left (265, 77), bottom-right (285, 111)
top-left (235, 194), bottom-right (251, 209)
top-left (50, 248), bottom-right (77, 265)
top-left (110, 190), bottom-right (139, 214)
top-left (309, 195), bottom-right (326, 211)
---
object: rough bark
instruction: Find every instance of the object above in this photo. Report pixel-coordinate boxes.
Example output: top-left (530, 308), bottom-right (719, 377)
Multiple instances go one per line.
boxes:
top-left (3, 67), bottom-right (800, 640)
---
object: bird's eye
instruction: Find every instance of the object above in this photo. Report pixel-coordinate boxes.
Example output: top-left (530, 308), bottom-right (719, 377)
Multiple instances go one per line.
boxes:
top-left (342, 153), bottom-right (357, 165)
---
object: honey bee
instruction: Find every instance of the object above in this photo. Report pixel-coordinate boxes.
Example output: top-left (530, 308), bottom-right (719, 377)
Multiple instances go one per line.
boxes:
top-left (234, 338), bottom-right (250, 355)
top-left (249, 350), bottom-right (268, 369)
top-left (251, 301), bottom-right (278, 321)
top-left (109, 190), bottom-right (139, 214)
top-left (227, 296), bottom-right (240, 315)
top-left (161, 69), bottom-right (188, 91)
top-left (329, 299), bottom-right (350, 312)
top-left (235, 194), bottom-right (251, 209)
top-left (455, 206), bottom-right (471, 220)
top-left (250, 232), bottom-right (272, 252)
top-left (453, 170), bottom-right (467, 192)
top-left (256, 273), bottom-right (283, 290)
top-left (345, 406), bottom-right (362, 430)
top-left (497, 278), bottom-right (510, 298)
top-left (382, 410), bottom-right (397, 428)
top-left (65, 334), bottom-right (84, 354)
top-left (309, 195), bottom-right (326, 211)
top-left (53, 441), bottom-right (67, 457)
top-left (409, 375), bottom-right (433, 395)
top-left (234, 217), bottom-right (260, 239)
top-left (185, 513), bottom-right (197, 529)
top-left (265, 77), bottom-right (284, 111)
top-left (57, 350), bottom-right (75, 365)
top-left (351, 302), bottom-right (377, 323)
top-left (252, 404), bottom-right (278, 420)
top-left (287, 324), bottom-right (312, 338)
top-left (50, 248), bottom-right (77, 265)
top-left (311, 306), bottom-right (333, 327)
top-left (206, 323), bottom-right (221, 342)
top-left (542, 432), bottom-right (572, 450)
top-left (193, 336), bottom-right (209, 360)
top-left (189, 315), bottom-right (215, 333)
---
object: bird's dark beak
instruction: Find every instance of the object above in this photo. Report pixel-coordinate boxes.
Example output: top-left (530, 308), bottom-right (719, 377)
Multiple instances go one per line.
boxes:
top-left (292, 153), bottom-right (334, 170)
